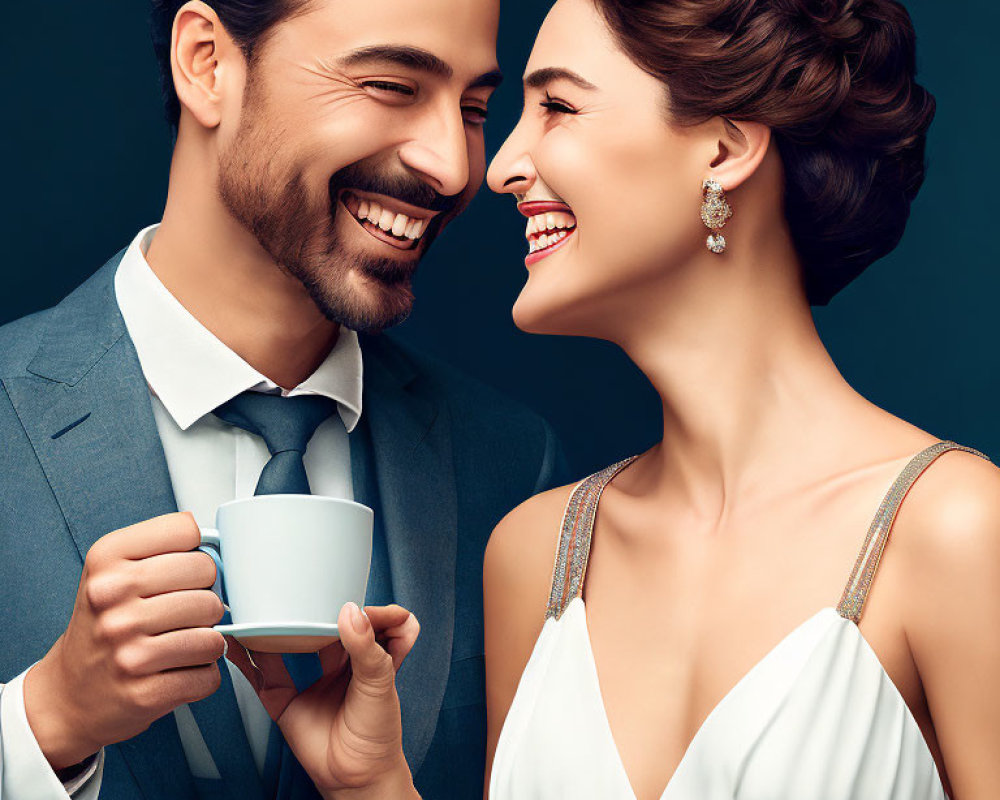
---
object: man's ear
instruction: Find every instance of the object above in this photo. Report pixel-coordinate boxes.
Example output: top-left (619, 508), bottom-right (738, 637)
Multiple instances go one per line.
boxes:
top-left (704, 118), bottom-right (771, 193)
top-left (171, 0), bottom-right (243, 130)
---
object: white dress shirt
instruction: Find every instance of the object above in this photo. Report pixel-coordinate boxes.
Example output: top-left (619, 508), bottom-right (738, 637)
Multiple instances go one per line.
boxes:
top-left (0, 224), bottom-right (364, 799)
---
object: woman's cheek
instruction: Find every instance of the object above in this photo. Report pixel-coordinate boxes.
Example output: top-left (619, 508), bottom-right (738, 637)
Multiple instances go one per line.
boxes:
top-left (533, 127), bottom-right (595, 199)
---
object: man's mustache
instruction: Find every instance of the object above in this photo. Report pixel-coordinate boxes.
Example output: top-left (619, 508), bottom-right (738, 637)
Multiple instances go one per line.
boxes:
top-left (330, 162), bottom-right (461, 214)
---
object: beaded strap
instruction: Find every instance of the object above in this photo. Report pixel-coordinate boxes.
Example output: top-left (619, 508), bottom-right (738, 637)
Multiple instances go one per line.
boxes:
top-left (546, 456), bottom-right (639, 620)
top-left (837, 441), bottom-right (991, 623)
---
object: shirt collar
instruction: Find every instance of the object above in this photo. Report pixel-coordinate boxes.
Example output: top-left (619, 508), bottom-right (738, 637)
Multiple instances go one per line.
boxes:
top-left (113, 224), bottom-right (363, 433)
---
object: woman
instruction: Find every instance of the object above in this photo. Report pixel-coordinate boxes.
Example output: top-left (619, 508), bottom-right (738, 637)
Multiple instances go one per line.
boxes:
top-left (229, 0), bottom-right (1000, 797)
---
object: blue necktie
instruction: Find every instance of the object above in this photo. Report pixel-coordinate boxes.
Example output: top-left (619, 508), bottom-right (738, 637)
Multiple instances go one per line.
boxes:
top-left (213, 391), bottom-right (338, 799)
top-left (213, 392), bottom-right (338, 495)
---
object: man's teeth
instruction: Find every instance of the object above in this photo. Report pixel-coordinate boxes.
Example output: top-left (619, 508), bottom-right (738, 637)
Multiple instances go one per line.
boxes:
top-left (526, 211), bottom-right (576, 253)
top-left (353, 197), bottom-right (426, 240)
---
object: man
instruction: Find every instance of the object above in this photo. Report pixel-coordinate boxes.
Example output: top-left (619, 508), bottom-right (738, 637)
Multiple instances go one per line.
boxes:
top-left (0, 1), bottom-right (565, 798)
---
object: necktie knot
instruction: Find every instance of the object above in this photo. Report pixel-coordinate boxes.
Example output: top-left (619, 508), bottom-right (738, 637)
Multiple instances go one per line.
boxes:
top-left (212, 391), bottom-right (339, 495)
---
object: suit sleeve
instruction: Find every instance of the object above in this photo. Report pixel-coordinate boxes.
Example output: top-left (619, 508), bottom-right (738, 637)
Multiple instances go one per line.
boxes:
top-left (0, 670), bottom-right (103, 800)
top-left (531, 419), bottom-right (571, 496)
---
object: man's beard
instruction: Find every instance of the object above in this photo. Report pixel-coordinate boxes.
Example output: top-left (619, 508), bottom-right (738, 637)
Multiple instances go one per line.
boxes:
top-left (216, 83), bottom-right (459, 333)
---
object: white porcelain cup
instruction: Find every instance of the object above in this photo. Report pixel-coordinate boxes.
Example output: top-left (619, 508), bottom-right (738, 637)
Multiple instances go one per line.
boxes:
top-left (199, 494), bottom-right (373, 626)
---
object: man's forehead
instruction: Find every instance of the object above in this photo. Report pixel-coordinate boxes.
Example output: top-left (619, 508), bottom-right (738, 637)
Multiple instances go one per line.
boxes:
top-left (288, 0), bottom-right (500, 79)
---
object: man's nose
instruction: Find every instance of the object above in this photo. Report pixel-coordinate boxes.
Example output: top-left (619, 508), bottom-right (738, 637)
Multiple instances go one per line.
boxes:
top-left (398, 106), bottom-right (471, 199)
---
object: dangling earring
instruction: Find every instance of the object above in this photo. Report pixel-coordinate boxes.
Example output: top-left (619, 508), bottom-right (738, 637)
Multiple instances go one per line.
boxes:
top-left (701, 179), bottom-right (732, 254)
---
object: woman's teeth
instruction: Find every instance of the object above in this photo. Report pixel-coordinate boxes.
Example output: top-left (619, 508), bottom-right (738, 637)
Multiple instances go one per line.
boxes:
top-left (528, 229), bottom-right (572, 253)
top-left (355, 198), bottom-right (426, 241)
top-left (526, 211), bottom-right (576, 253)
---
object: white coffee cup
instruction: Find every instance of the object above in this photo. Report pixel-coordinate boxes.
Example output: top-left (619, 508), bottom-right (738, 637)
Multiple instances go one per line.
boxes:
top-left (199, 494), bottom-right (373, 628)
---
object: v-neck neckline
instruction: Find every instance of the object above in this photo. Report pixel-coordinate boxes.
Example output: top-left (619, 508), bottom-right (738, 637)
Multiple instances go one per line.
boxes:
top-left (574, 598), bottom-right (841, 800)
top-left (524, 442), bottom-right (976, 799)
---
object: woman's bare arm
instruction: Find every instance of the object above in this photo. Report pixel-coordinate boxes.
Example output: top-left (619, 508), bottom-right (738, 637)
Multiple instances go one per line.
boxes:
top-left (482, 485), bottom-right (574, 799)
top-left (899, 451), bottom-right (1000, 799)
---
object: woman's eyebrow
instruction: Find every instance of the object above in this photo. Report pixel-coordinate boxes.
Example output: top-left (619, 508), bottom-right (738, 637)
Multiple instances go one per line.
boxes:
top-left (523, 67), bottom-right (598, 91)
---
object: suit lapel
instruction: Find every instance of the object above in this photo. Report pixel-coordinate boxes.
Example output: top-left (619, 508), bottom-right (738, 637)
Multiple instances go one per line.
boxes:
top-left (4, 255), bottom-right (262, 800)
top-left (6, 336), bottom-right (177, 566)
top-left (352, 336), bottom-right (458, 776)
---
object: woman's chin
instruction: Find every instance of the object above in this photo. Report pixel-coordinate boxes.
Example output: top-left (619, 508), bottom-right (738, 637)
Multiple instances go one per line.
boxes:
top-left (512, 290), bottom-right (592, 337)
top-left (512, 291), bottom-right (560, 335)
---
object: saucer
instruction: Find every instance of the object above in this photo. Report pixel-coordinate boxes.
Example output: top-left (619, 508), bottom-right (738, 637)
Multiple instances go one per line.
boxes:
top-left (215, 621), bottom-right (340, 653)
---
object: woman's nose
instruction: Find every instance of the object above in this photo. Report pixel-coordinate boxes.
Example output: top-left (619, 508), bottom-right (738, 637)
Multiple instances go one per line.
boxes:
top-left (487, 121), bottom-right (536, 196)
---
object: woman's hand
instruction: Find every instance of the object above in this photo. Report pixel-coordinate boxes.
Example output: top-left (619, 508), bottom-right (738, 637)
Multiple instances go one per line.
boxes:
top-left (225, 602), bottom-right (421, 799)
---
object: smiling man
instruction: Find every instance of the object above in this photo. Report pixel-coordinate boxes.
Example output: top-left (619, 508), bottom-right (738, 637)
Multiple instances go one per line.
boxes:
top-left (0, 1), bottom-right (564, 799)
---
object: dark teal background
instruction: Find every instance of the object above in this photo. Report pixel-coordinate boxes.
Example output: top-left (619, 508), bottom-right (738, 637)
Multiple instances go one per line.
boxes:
top-left (2, 1), bottom-right (996, 476)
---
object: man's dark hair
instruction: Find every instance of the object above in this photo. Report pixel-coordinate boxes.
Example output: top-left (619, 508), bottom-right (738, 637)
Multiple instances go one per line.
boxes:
top-left (149, 1), bottom-right (308, 133)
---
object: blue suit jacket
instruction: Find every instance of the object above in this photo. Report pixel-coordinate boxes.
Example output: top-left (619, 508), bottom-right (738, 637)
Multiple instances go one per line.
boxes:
top-left (0, 252), bottom-right (567, 799)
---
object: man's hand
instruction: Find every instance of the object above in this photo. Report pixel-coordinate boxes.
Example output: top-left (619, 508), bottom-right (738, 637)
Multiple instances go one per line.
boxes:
top-left (23, 512), bottom-right (226, 770)
top-left (226, 602), bottom-right (421, 799)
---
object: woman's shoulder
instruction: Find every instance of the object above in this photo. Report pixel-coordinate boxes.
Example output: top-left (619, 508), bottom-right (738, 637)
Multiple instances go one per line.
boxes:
top-left (890, 443), bottom-right (1000, 643)
top-left (484, 481), bottom-right (579, 601)
top-left (849, 413), bottom-right (1000, 562)
top-left (896, 443), bottom-right (1000, 563)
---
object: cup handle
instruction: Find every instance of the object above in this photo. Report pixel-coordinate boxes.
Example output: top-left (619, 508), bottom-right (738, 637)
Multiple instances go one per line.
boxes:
top-left (197, 527), bottom-right (228, 606)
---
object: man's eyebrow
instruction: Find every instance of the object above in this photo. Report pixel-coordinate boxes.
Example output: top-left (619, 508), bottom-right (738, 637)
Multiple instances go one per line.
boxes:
top-left (523, 67), bottom-right (598, 91)
top-left (470, 69), bottom-right (505, 91)
top-left (339, 45), bottom-right (454, 78)
top-left (338, 45), bottom-right (503, 90)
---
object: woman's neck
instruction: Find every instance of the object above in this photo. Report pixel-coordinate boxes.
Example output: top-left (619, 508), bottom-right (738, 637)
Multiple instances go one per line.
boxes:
top-left (618, 235), bottom-right (870, 519)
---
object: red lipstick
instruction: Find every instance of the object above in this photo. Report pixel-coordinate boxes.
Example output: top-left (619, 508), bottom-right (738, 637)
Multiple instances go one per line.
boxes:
top-left (517, 200), bottom-right (573, 218)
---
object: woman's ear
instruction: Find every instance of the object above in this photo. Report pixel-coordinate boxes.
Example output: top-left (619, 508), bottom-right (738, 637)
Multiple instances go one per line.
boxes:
top-left (705, 118), bottom-right (771, 192)
top-left (171, 0), bottom-right (240, 130)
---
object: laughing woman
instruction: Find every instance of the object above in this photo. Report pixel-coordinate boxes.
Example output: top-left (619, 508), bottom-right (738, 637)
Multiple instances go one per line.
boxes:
top-left (482, 0), bottom-right (1000, 798)
top-left (228, 0), bottom-right (1000, 798)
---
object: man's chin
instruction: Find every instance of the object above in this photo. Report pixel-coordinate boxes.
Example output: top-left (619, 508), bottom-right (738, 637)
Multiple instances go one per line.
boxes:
top-left (304, 270), bottom-right (415, 333)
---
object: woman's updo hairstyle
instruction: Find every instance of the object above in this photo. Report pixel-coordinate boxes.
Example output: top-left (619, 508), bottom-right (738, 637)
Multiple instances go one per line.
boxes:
top-left (591, 0), bottom-right (935, 304)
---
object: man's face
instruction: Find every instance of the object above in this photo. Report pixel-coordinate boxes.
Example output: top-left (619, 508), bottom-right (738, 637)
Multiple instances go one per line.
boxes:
top-left (216, 0), bottom-right (501, 332)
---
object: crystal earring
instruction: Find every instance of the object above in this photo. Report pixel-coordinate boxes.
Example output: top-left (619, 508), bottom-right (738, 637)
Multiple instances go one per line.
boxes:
top-left (701, 179), bottom-right (732, 254)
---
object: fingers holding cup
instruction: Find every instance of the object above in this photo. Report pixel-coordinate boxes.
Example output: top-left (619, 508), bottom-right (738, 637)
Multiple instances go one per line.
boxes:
top-left (223, 635), bottom-right (299, 721)
top-left (337, 603), bottom-right (420, 676)
top-left (365, 604), bottom-right (420, 672)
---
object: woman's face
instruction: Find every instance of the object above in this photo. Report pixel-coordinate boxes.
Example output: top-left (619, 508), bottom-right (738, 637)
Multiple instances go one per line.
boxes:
top-left (487, 0), bottom-right (711, 338)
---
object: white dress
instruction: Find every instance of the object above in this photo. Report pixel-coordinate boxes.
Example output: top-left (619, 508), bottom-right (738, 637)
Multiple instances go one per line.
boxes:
top-left (489, 442), bottom-right (986, 799)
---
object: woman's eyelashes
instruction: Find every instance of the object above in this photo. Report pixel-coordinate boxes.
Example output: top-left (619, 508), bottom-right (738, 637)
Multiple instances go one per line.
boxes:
top-left (539, 93), bottom-right (577, 115)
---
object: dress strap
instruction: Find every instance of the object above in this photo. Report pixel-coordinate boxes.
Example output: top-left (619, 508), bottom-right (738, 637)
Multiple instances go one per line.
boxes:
top-left (546, 456), bottom-right (639, 620)
top-left (836, 440), bottom-right (991, 623)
